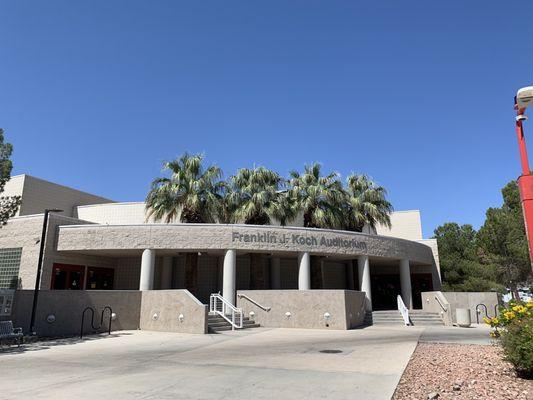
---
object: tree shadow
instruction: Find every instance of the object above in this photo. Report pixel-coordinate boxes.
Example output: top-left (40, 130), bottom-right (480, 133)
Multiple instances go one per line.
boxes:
top-left (0, 331), bottom-right (134, 355)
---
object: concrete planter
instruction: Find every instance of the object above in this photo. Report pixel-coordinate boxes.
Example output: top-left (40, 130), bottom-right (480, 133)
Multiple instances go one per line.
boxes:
top-left (456, 308), bottom-right (471, 327)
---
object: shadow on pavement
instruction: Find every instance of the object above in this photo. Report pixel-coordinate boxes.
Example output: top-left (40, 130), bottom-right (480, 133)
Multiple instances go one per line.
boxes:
top-left (0, 331), bottom-right (133, 355)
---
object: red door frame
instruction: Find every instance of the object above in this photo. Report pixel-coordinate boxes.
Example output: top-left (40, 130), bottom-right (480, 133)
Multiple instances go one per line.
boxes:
top-left (50, 263), bottom-right (85, 290)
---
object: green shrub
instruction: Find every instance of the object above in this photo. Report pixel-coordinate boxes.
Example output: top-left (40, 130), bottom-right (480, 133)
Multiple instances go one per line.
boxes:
top-left (486, 300), bottom-right (533, 378)
top-left (499, 310), bottom-right (533, 378)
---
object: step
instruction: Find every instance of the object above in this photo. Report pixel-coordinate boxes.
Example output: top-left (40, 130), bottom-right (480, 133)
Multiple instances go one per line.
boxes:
top-left (207, 317), bottom-right (250, 322)
top-left (208, 320), bottom-right (258, 328)
top-left (209, 323), bottom-right (261, 332)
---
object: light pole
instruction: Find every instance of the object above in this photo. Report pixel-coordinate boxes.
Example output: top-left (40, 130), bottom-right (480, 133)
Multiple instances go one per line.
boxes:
top-left (514, 87), bottom-right (533, 273)
top-left (29, 208), bottom-right (63, 335)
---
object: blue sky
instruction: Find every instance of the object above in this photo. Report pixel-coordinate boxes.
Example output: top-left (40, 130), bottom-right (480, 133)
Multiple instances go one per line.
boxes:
top-left (2, 1), bottom-right (532, 237)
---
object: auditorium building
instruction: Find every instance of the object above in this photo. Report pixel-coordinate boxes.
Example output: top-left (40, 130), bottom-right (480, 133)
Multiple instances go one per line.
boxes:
top-left (0, 174), bottom-right (442, 335)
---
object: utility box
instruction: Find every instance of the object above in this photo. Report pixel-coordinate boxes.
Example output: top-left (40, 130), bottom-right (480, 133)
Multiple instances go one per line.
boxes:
top-left (456, 308), bottom-right (471, 327)
top-left (0, 290), bottom-right (15, 317)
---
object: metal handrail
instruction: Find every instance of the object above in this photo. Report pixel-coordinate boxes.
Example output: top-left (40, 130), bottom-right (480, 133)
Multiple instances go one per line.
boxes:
top-left (434, 295), bottom-right (448, 312)
top-left (237, 294), bottom-right (271, 312)
top-left (397, 295), bottom-right (410, 326)
top-left (209, 294), bottom-right (243, 330)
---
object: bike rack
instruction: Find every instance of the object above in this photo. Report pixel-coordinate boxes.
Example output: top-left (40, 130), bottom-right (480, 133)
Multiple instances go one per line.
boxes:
top-left (80, 306), bottom-right (113, 339)
top-left (475, 303), bottom-right (489, 324)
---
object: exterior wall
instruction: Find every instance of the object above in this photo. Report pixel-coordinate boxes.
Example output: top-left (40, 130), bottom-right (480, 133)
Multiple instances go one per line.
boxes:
top-left (421, 291), bottom-right (453, 326)
top-left (421, 291), bottom-right (502, 324)
top-left (322, 261), bottom-right (347, 289)
top-left (0, 215), bottom-right (46, 289)
top-left (2, 175), bottom-right (25, 217)
top-left (76, 202), bottom-right (151, 224)
top-left (0, 214), bottom-right (117, 289)
top-left (139, 290), bottom-right (207, 334)
top-left (236, 290), bottom-right (366, 330)
top-left (11, 290), bottom-right (142, 336)
top-left (441, 291), bottom-right (502, 323)
top-left (115, 257), bottom-right (141, 290)
top-left (7, 175), bottom-right (113, 217)
top-left (57, 224), bottom-right (436, 265)
top-left (375, 210), bottom-right (423, 241)
top-left (417, 238), bottom-right (441, 290)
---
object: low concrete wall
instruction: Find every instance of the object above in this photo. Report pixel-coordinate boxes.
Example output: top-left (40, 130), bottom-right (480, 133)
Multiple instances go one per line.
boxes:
top-left (236, 290), bottom-right (366, 330)
top-left (140, 290), bottom-right (207, 334)
top-left (420, 291), bottom-right (453, 326)
top-left (11, 290), bottom-right (142, 336)
top-left (9, 290), bottom-right (207, 337)
top-left (421, 291), bottom-right (502, 324)
top-left (441, 291), bottom-right (502, 323)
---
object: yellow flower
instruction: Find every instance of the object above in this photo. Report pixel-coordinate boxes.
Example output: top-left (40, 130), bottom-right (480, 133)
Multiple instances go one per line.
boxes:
top-left (491, 317), bottom-right (500, 325)
top-left (483, 317), bottom-right (491, 325)
top-left (526, 301), bottom-right (533, 308)
top-left (504, 311), bottom-right (516, 320)
top-left (512, 305), bottom-right (527, 314)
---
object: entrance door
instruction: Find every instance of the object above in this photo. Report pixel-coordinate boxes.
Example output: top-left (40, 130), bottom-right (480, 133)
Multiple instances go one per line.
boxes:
top-left (51, 263), bottom-right (84, 290)
top-left (371, 274), bottom-right (401, 310)
top-left (411, 273), bottom-right (434, 309)
top-left (85, 267), bottom-right (114, 290)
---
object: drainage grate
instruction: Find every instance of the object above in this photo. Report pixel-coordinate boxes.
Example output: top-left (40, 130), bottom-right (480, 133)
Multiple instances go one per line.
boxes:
top-left (319, 349), bottom-right (343, 354)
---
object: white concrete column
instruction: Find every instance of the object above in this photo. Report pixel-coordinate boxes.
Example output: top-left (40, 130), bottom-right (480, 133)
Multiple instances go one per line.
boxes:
top-left (298, 252), bottom-right (311, 290)
top-left (160, 256), bottom-right (173, 289)
top-left (358, 255), bottom-right (372, 311)
top-left (270, 257), bottom-right (281, 289)
top-left (400, 259), bottom-right (412, 309)
top-left (139, 249), bottom-right (156, 290)
top-left (346, 260), bottom-right (355, 290)
top-left (223, 249), bottom-right (237, 305)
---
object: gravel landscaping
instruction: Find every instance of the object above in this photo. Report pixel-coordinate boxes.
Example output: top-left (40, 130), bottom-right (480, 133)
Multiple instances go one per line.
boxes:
top-left (393, 343), bottom-right (533, 400)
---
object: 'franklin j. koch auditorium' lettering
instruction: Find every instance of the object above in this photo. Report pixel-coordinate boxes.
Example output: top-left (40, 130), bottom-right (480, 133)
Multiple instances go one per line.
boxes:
top-left (231, 231), bottom-right (367, 251)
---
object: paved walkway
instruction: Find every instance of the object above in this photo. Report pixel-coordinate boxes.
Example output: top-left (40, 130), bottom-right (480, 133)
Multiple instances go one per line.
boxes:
top-left (419, 324), bottom-right (493, 345)
top-left (0, 326), bottom-right (423, 400)
top-left (0, 324), bottom-right (494, 400)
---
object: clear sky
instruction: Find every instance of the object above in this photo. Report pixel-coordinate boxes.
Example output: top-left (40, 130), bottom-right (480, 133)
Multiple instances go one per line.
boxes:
top-left (2, 1), bottom-right (532, 237)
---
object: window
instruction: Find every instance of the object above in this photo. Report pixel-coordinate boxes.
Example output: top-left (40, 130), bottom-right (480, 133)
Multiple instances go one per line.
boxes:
top-left (51, 263), bottom-right (84, 290)
top-left (86, 267), bottom-right (114, 290)
top-left (0, 248), bottom-right (22, 289)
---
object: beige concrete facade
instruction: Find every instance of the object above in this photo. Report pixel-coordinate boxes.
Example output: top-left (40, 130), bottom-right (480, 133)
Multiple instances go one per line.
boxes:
top-left (375, 210), bottom-right (423, 240)
top-left (4, 174), bottom-right (113, 218)
top-left (56, 223), bottom-right (436, 264)
top-left (0, 214), bottom-right (117, 290)
top-left (11, 290), bottom-right (142, 336)
top-left (237, 289), bottom-right (366, 329)
top-left (140, 290), bottom-right (208, 334)
top-left (10, 289), bottom-right (209, 335)
top-left (0, 175), bottom-right (443, 335)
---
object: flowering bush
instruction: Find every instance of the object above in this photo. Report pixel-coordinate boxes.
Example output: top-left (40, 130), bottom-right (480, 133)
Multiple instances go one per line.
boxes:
top-left (485, 300), bottom-right (533, 377)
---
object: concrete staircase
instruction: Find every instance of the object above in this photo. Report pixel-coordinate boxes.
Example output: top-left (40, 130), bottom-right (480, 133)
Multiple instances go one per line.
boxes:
top-left (371, 310), bottom-right (406, 325)
top-left (207, 313), bottom-right (260, 333)
top-left (369, 310), bottom-right (443, 326)
top-left (408, 310), bottom-right (443, 326)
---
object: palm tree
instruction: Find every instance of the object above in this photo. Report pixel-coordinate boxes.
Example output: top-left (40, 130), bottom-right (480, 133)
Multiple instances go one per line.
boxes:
top-left (229, 167), bottom-right (284, 225)
top-left (145, 153), bottom-right (224, 296)
top-left (271, 190), bottom-right (299, 226)
top-left (228, 166), bottom-right (288, 289)
top-left (145, 153), bottom-right (224, 223)
top-left (289, 163), bottom-right (344, 229)
top-left (343, 174), bottom-right (392, 232)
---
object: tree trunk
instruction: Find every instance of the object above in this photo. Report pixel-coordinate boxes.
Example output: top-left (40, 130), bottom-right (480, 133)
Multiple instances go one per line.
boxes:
top-left (249, 253), bottom-right (265, 289)
top-left (185, 253), bottom-right (198, 295)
